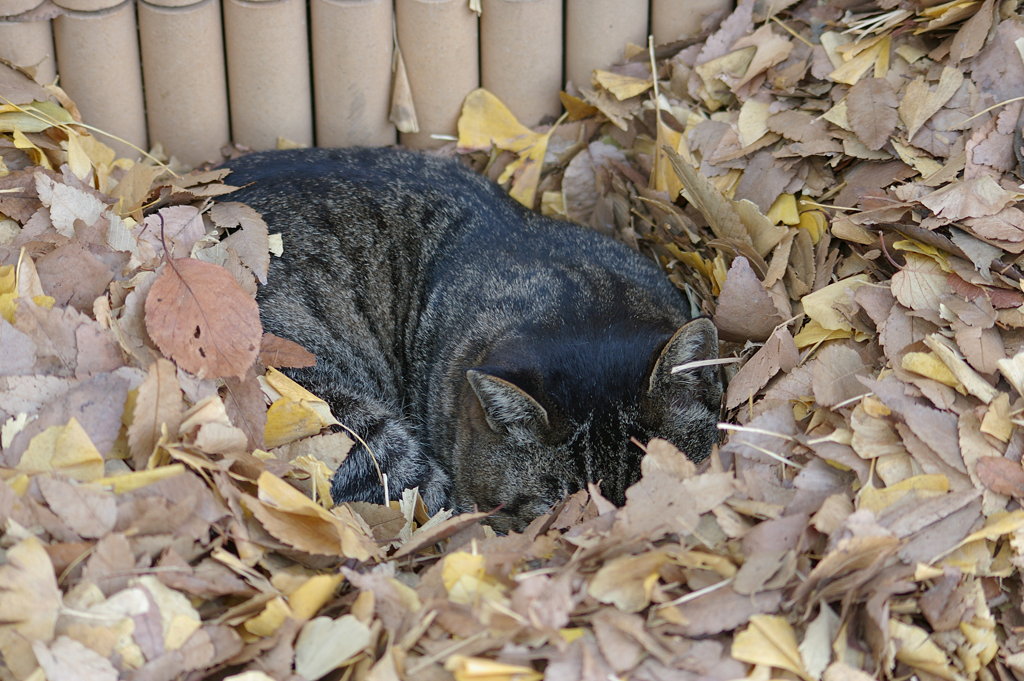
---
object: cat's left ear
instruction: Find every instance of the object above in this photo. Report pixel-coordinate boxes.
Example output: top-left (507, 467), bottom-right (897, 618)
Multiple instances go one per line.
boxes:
top-left (648, 318), bottom-right (719, 397)
top-left (467, 370), bottom-right (549, 433)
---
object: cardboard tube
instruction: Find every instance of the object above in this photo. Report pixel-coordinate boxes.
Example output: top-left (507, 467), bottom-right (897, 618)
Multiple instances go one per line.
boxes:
top-left (0, 18), bottom-right (57, 84)
top-left (311, 0), bottom-right (395, 147)
top-left (0, 0), bottom-right (44, 16)
top-left (138, 0), bottom-right (229, 167)
top-left (651, 0), bottom-right (731, 44)
top-left (53, 0), bottom-right (147, 159)
top-left (223, 0), bottom-right (313, 150)
top-left (565, 0), bottom-right (647, 90)
top-left (480, 0), bottom-right (561, 126)
top-left (395, 0), bottom-right (478, 149)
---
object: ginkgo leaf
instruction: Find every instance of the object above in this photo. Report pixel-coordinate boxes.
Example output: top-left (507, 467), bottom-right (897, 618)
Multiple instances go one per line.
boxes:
top-left (294, 616), bottom-right (372, 681)
top-left (732, 614), bottom-right (813, 681)
top-left (593, 70), bottom-right (653, 100)
top-left (445, 656), bottom-right (543, 681)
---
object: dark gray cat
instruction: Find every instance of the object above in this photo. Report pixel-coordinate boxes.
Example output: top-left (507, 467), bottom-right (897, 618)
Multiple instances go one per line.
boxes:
top-left (225, 147), bottom-right (721, 531)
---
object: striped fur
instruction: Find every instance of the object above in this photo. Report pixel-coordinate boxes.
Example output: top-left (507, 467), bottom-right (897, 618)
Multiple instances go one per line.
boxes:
top-left (225, 147), bottom-right (722, 531)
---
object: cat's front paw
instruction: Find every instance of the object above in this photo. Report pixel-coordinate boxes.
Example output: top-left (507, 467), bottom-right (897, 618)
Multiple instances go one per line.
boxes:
top-left (330, 419), bottom-right (451, 515)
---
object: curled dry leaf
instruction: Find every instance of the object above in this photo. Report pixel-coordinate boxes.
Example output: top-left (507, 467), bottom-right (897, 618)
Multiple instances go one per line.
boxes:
top-left (259, 332), bottom-right (316, 369)
top-left (144, 258), bottom-right (262, 379)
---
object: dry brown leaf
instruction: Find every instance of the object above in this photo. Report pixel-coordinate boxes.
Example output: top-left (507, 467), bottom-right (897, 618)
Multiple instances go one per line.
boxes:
top-left (245, 471), bottom-right (381, 561)
top-left (725, 326), bottom-right (798, 409)
top-left (212, 201), bottom-right (271, 285)
top-left (975, 457), bottom-right (1024, 498)
top-left (890, 254), bottom-right (947, 312)
top-left (713, 256), bottom-right (785, 342)
top-left (144, 258), bottom-right (261, 379)
top-left (259, 333), bottom-right (316, 369)
top-left (846, 78), bottom-right (898, 151)
top-left (128, 358), bottom-right (184, 467)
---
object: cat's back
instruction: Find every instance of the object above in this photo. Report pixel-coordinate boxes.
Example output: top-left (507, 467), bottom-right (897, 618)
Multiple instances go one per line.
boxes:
top-left (224, 146), bottom-right (511, 242)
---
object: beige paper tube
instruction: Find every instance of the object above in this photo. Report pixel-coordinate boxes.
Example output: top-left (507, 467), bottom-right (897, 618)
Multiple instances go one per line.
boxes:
top-left (223, 0), bottom-right (313, 150)
top-left (651, 0), bottom-right (731, 44)
top-left (138, 0), bottom-right (229, 167)
top-left (480, 0), bottom-right (561, 126)
top-left (395, 0), bottom-right (478, 149)
top-left (53, 0), bottom-right (147, 159)
top-left (0, 18), bottom-right (57, 84)
top-left (565, 0), bottom-right (647, 90)
top-left (0, 0), bottom-right (43, 14)
top-left (311, 0), bottom-right (395, 147)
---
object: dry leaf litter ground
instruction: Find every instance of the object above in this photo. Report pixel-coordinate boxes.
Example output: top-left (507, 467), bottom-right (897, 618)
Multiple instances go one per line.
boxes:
top-left (2, 1), bottom-right (1024, 679)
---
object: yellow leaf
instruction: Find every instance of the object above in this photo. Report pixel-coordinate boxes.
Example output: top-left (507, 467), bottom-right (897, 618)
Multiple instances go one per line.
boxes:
top-left (588, 551), bottom-right (669, 612)
top-left (442, 551), bottom-right (506, 605)
top-left (891, 139), bottom-right (943, 177)
top-left (458, 88), bottom-right (539, 153)
top-left (652, 116), bottom-right (686, 198)
top-left (251, 471), bottom-right (380, 561)
top-left (793, 320), bottom-right (854, 349)
top-left (732, 615), bottom-right (812, 681)
top-left (137, 575), bottom-right (201, 650)
top-left (958, 510), bottom-right (1024, 546)
top-left (265, 399), bottom-right (329, 449)
top-left (457, 89), bottom-right (556, 208)
top-left (593, 69), bottom-right (653, 100)
top-left (797, 209), bottom-right (828, 244)
top-left (559, 91), bottom-right (598, 120)
top-left (291, 455), bottom-right (336, 508)
top-left (980, 393), bottom-right (1012, 442)
top-left (830, 36), bottom-right (890, 85)
top-left (737, 99), bottom-right (770, 146)
top-left (0, 99), bottom-right (74, 133)
top-left (892, 239), bottom-right (950, 270)
top-left (444, 655), bottom-right (543, 681)
top-left (902, 352), bottom-right (962, 389)
top-left (92, 463), bottom-right (187, 493)
top-left (12, 128), bottom-right (50, 168)
top-left (559, 628), bottom-right (584, 643)
top-left (858, 474), bottom-right (950, 514)
top-left (264, 367), bottom-right (328, 404)
top-left (767, 193), bottom-right (800, 225)
top-left (262, 367), bottom-right (339, 448)
top-left (889, 619), bottom-right (959, 680)
top-left (66, 132), bottom-right (92, 181)
top-left (244, 596), bottom-right (292, 637)
top-left (289, 574), bottom-right (344, 621)
top-left (0, 536), bottom-right (61, 679)
top-left (17, 417), bottom-right (104, 481)
top-left (670, 549), bottom-right (738, 578)
top-left (801, 275), bottom-right (870, 332)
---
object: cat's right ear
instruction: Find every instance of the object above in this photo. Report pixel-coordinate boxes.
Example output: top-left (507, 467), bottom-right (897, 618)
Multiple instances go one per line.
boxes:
top-left (467, 370), bottom-right (549, 433)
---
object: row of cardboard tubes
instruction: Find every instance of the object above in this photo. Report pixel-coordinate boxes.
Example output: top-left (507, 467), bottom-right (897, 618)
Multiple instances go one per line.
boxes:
top-left (0, 0), bottom-right (732, 167)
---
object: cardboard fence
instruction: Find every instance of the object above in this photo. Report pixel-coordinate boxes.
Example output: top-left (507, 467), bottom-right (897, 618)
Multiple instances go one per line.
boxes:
top-left (0, 0), bottom-right (732, 166)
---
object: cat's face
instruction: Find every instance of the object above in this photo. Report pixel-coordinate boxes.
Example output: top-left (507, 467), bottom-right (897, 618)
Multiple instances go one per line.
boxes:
top-left (455, 318), bottom-right (722, 533)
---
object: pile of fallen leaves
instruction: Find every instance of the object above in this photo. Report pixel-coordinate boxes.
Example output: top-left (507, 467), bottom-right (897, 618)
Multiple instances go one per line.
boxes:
top-left (2, 0), bottom-right (1024, 678)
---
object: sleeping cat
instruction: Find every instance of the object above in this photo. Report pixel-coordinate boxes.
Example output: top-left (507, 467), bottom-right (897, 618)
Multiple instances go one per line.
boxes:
top-left (225, 147), bottom-right (722, 531)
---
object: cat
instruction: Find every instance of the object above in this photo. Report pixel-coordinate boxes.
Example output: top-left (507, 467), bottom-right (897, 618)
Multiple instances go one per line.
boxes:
top-left (224, 147), bottom-right (722, 531)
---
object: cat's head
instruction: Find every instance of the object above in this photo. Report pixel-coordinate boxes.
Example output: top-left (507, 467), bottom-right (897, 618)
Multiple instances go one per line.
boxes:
top-left (456, 318), bottom-right (722, 532)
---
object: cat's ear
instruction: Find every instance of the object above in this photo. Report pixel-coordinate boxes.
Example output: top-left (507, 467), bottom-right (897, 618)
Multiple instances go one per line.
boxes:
top-left (645, 318), bottom-right (722, 461)
top-left (648, 318), bottom-right (719, 397)
top-left (467, 370), bottom-right (549, 433)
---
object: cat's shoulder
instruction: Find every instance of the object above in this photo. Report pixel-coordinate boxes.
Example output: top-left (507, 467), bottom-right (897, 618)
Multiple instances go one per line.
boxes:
top-left (224, 147), bottom-right (498, 196)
